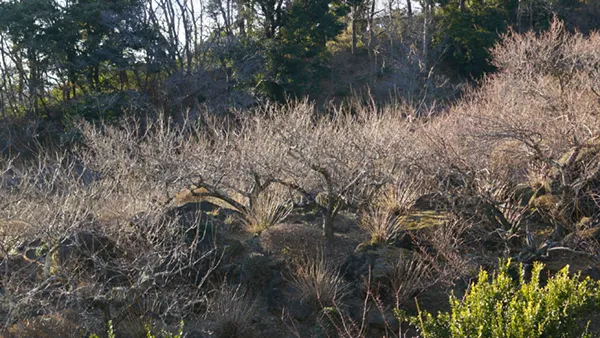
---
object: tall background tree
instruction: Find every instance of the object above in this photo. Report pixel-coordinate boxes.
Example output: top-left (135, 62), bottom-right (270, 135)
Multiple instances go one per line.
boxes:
top-left (1, 0), bottom-right (599, 124)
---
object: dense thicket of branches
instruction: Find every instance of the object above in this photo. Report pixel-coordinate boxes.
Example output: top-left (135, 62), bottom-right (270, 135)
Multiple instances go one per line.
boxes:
top-left (1, 11), bottom-right (600, 336)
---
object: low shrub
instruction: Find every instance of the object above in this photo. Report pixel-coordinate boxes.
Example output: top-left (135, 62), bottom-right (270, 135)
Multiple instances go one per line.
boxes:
top-left (412, 260), bottom-right (600, 338)
top-left (388, 253), bottom-right (433, 309)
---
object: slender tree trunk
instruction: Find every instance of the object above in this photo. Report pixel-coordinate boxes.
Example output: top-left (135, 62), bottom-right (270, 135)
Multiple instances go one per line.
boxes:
top-left (406, 0), bottom-right (412, 17)
top-left (189, 0), bottom-right (200, 67)
top-left (351, 5), bottom-right (358, 54)
top-left (517, 0), bottom-right (522, 33)
top-left (367, 0), bottom-right (376, 60)
top-left (27, 49), bottom-right (40, 114)
top-left (323, 197), bottom-right (336, 241)
top-left (174, 0), bottom-right (193, 74)
top-left (388, 0), bottom-right (395, 46)
top-left (459, 0), bottom-right (465, 12)
top-left (93, 65), bottom-right (100, 91)
top-left (0, 36), bottom-right (19, 114)
top-left (423, 0), bottom-right (430, 71)
top-left (16, 54), bottom-right (24, 106)
top-left (0, 35), bottom-right (18, 114)
top-left (370, 0), bottom-right (376, 33)
top-left (323, 213), bottom-right (334, 241)
top-left (238, 4), bottom-right (246, 38)
top-left (529, 0), bottom-right (533, 30)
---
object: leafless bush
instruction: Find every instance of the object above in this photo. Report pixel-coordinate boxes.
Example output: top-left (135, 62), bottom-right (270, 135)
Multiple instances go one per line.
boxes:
top-left (412, 18), bottom-right (600, 186)
top-left (261, 99), bottom-right (416, 240)
top-left (0, 124), bottom-right (222, 333)
top-left (403, 18), bottom-right (600, 253)
top-left (147, 98), bottom-right (422, 242)
top-left (492, 17), bottom-right (600, 81)
top-left (413, 216), bottom-right (475, 285)
top-left (472, 17), bottom-right (599, 166)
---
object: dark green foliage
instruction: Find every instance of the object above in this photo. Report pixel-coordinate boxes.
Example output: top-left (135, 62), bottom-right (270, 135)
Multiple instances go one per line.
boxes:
top-left (261, 0), bottom-right (347, 98)
top-left (0, 0), bottom-right (61, 113)
top-left (64, 90), bottom-right (154, 123)
top-left (2, 0), bottom-right (600, 120)
top-left (434, 0), bottom-right (516, 77)
top-left (0, 0), bottom-right (158, 120)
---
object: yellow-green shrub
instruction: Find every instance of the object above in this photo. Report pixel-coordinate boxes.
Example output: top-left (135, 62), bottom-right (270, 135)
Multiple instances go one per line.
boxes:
top-left (90, 320), bottom-right (184, 338)
top-left (412, 260), bottom-right (600, 338)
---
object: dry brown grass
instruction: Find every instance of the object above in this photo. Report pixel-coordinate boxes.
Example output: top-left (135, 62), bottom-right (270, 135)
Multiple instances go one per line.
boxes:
top-left (388, 253), bottom-right (433, 309)
top-left (376, 174), bottom-right (425, 215)
top-left (360, 206), bottom-right (404, 244)
top-left (260, 223), bottom-right (324, 259)
top-left (287, 254), bottom-right (349, 309)
top-left (240, 186), bottom-right (293, 234)
top-left (208, 283), bottom-right (256, 338)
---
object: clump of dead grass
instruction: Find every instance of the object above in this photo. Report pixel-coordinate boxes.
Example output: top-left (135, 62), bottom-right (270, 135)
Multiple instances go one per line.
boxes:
top-left (361, 176), bottom-right (425, 244)
top-left (240, 187), bottom-right (293, 234)
top-left (208, 283), bottom-right (256, 338)
top-left (287, 254), bottom-right (349, 309)
top-left (376, 176), bottom-right (425, 214)
top-left (360, 206), bottom-right (404, 244)
top-left (387, 253), bottom-right (433, 308)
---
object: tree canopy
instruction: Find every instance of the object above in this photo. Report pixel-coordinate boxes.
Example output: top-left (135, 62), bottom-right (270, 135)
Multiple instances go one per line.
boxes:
top-left (0, 0), bottom-right (598, 120)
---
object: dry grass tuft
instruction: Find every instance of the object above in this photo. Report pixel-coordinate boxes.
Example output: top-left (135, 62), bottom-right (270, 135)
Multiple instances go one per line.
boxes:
top-left (360, 206), bottom-right (404, 244)
top-left (209, 283), bottom-right (256, 338)
top-left (376, 178), bottom-right (424, 215)
top-left (240, 187), bottom-right (293, 234)
top-left (387, 253), bottom-right (433, 308)
top-left (287, 254), bottom-right (349, 309)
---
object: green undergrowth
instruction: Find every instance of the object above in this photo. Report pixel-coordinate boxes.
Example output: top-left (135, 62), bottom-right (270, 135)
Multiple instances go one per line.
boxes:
top-left (400, 210), bottom-right (451, 230)
top-left (90, 320), bottom-right (184, 338)
top-left (410, 260), bottom-right (600, 338)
